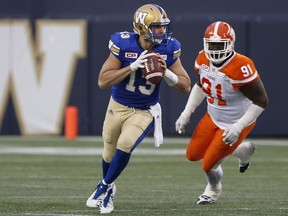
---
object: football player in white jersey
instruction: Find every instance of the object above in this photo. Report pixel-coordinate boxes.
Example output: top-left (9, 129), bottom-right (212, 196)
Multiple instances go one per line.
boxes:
top-left (175, 21), bottom-right (268, 204)
top-left (86, 4), bottom-right (191, 213)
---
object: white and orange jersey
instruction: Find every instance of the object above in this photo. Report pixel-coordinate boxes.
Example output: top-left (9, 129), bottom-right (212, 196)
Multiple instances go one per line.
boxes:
top-left (194, 50), bottom-right (260, 129)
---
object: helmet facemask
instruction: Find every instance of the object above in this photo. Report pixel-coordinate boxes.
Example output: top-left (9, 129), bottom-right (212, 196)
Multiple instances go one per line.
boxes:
top-left (204, 38), bottom-right (234, 64)
top-left (147, 21), bottom-right (172, 44)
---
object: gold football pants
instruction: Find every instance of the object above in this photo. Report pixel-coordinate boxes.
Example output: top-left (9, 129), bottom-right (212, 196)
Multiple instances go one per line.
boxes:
top-left (102, 97), bottom-right (154, 162)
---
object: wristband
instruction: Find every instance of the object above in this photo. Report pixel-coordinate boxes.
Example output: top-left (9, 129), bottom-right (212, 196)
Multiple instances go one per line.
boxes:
top-left (163, 69), bottom-right (178, 86)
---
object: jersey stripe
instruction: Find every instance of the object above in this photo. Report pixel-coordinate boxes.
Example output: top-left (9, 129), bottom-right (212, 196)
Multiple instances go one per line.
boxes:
top-left (230, 71), bottom-right (259, 84)
top-left (109, 40), bottom-right (120, 56)
top-left (173, 48), bottom-right (181, 59)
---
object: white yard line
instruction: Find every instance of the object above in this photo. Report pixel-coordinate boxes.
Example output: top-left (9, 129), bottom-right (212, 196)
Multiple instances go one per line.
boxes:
top-left (0, 137), bottom-right (287, 155)
top-left (0, 146), bottom-right (185, 155)
top-left (0, 136), bottom-right (287, 145)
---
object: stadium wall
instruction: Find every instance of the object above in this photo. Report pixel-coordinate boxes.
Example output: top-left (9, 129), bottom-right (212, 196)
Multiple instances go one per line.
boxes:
top-left (0, 0), bottom-right (287, 137)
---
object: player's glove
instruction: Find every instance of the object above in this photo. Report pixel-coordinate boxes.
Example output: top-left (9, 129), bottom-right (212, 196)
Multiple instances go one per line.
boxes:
top-left (222, 124), bottom-right (242, 146)
top-left (175, 84), bottom-right (205, 135)
top-left (222, 104), bottom-right (265, 146)
top-left (130, 50), bottom-right (148, 72)
top-left (175, 114), bottom-right (190, 134)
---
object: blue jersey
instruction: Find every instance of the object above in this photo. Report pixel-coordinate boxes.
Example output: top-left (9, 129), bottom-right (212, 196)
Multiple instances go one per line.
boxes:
top-left (108, 31), bottom-right (181, 108)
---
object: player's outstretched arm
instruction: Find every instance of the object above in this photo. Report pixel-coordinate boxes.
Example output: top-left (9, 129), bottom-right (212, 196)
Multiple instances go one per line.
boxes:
top-left (175, 81), bottom-right (205, 134)
top-left (222, 79), bottom-right (269, 146)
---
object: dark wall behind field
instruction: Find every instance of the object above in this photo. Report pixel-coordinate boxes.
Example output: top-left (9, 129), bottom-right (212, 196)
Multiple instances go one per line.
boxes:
top-left (1, 0), bottom-right (287, 137)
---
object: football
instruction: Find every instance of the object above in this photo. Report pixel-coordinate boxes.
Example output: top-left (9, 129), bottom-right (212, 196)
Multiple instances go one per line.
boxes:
top-left (142, 52), bottom-right (164, 84)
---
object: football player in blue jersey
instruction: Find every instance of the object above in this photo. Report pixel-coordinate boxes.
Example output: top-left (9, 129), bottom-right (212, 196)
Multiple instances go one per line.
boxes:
top-left (86, 4), bottom-right (191, 213)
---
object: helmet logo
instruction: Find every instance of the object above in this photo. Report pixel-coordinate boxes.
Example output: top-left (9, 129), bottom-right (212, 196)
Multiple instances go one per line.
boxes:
top-left (135, 12), bottom-right (148, 25)
top-left (208, 32), bottom-right (221, 40)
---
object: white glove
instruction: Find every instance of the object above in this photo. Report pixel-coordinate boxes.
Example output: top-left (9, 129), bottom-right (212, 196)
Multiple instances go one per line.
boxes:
top-left (222, 104), bottom-right (265, 146)
top-left (175, 115), bottom-right (190, 134)
top-left (222, 124), bottom-right (242, 146)
top-left (130, 50), bottom-right (148, 72)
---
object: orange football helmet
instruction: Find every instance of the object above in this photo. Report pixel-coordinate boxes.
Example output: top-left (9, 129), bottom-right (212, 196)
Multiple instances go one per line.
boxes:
top-left (133, 4), bottom-right (172, 44)
top-left (203, 21), bottom-right (236, 64)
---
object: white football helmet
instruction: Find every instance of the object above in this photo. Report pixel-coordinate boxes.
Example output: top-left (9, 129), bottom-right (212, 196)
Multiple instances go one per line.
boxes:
top-left (203, 21), bottom-right (236, 64)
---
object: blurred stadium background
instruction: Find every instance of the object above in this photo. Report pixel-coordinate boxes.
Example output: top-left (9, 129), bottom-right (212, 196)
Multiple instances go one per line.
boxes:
top-left (0, 1), bottom-right (288, 215)
top-left (0, 0), bottom-right (288, 138)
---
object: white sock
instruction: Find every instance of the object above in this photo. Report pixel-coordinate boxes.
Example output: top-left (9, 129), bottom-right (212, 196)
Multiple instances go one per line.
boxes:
top-left (233, 142), bottom-right (255, 164)
top-left (205, 166), bottom-right (223, 189)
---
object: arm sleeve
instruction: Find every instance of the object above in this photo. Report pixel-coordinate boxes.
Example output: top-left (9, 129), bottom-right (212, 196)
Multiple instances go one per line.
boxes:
top-left (233, 103), bottom-right (265, 131)
top-left (180, 83), bottom-right (205, 118)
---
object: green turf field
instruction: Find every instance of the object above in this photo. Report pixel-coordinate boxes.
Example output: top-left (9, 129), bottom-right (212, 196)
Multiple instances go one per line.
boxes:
top-left (0, 136), bottom-right (287, 216)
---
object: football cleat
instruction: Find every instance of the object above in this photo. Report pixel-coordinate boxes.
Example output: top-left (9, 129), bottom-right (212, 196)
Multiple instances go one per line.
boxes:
top-left (196, 183), bottom-right (222, 205)
top-left (86, 181), bottom-right (116, 208)
top-left (100, 187), bottom-right (114, 214)
top-left (239, 162), bottom-right (251, 173)
top-left (196, 195), bottom-right (215, 205)
top-left (239, 142), bottom-right (256, 173)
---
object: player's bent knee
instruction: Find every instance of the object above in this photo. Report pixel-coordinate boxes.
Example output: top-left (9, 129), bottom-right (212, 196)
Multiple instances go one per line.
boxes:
top-left (102, 149), bottom-right (116, 163)
top-left (117, 146), bottom-right (131, 154)
top-left (117, 137), bottom-right (135, 153)
top-left (202, 162), bottom-right (213, 173)
top-left (186, 151), bottom-right (201, 161)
